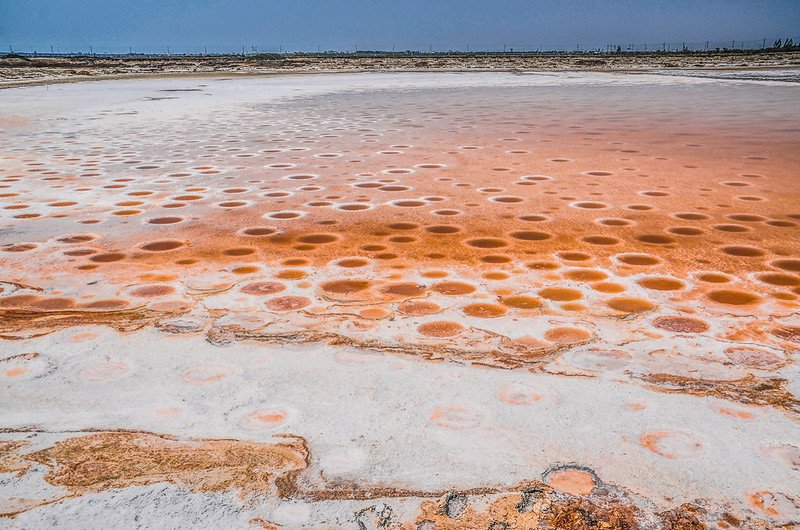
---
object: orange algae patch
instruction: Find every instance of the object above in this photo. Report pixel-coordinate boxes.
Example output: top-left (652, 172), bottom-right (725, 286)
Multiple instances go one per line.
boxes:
top-left (321, 280), bottom-right (371, 294)
top-left (431, 281), bottom-right (476, 295)
top-left (501, 295), bottom-right (542, 309)
top-left (707, 290), bottom-right (760, 305)
top-left (539, 287), bottom-right (582, 302)
top-left (544, 327), bottom-right (591, 344)
top-left (607, 297), bottom-right (655, 314)
top-left (241, 282), bottom-right (286, 295)
top-left (418, 321), bottom-right (464, 337)
top-left (266, 296), bottom-right (310, 311)
top-left (463, 303), bottom-right (507, 318)
top-left (746, 491), bottom-right (783, 518)
top-left (564, 269), bottom-right (607, 282)
top-left (637, 277), bottom-right (684, 291)
top-left (398, 300), bottom-right (441, 316)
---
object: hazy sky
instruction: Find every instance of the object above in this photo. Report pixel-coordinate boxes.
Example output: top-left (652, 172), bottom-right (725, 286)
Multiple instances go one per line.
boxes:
top-left (2, 0), bottom-right (799, 53)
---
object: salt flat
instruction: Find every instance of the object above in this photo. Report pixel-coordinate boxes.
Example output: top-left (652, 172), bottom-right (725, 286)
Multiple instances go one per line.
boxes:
top-left (1, 71), bottom-right (799, 529)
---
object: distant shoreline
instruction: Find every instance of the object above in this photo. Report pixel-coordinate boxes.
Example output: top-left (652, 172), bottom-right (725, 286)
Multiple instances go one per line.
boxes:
top-left (2, 50), bottom-right (799, 89)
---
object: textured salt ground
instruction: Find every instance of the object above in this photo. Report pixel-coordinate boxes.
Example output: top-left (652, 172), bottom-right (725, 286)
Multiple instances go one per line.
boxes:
top-left (0, 72), bottom-right (799, 528)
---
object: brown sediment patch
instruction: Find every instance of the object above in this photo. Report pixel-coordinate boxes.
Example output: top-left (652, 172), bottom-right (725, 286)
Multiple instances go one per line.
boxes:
top-left (466, 238), bottom-right (508, 249)
top-left (222, 247), bottom-right (256, 257)
top-left (336, 258), bottom-right (369, 268)
top-left (772, 259), bottom-right (800, 272)
top-left (463, 303), bottom-right (507, 318)
top-left (90, 252), bottom-right (125, 263)
top-left (597, 218), bottom-right (634, 227)
top-left (509, 230), bottom-right (551, 241)
top-left (0, 440), bottom-right (31, 475)
top-left (696, 272), bottom-right (731, 284)
top-left (321, 280), bottom-right (371, 295)
top-left (242, 227), bottom-right (276, 236)
top-left (19, 431), bottom-right (308, 497)
top-left (241, 281), bottom-right (285, 296)
top-left (707, 290), bottom-right (760, 306)
top-left (724, 347), bottom-right (784, 369)
top-left (398, 300), bottom-right (440, 316)
top-left (653, 316), bottom-right (709, 333)
top-left (639, 374), bottom-right (800, 418)
top-left (713, 224), bottom-right (749, 233)
top-left (401, 490), bottom-right (639, 530)
top-left (519, 214), bottom-right (549, 222)
top-left (266, 296), bottom-right (310, 311)
top-left (582, 236), bottom-right (620, 245)
top-left (658, 504), bottom-right (708, 530)
top-left (501, 295), bottom-right (542, 309)
top-left (544, 327), bottom-right (592, 344)
top-left (591, 282), bottom-right (625, 293)
top-left (432, 281), bottom-right (476, 295)
top-left (667, 227), bottom-right (704, 236)
top-left (140, 240), bottom-right (184, 252)
top-left (57, 234), bottom-right (95, 244)
top-left (481, 255), bottom-right (511, 264)
top-left (606, 297), bottom-right (655, 314)
top-left (539, 287), bottom-right (582, 302)
top-left (572, 201), bottom-right (608, 209)
top-left (130, 285), bottom-right (175, 297)
top-left (772, 326), bottom-right (800, 342)
top-left (527, 261), bottom-right (560, 270)
top-left (637, 277), bottom-right (684, 291)
top-left (558, 251), bottom-right (592, 262)
top-left (617, 253), bottom-right (660, 266)
top-left (0, 305), bottom-right (177, 337)
top-left (757, 273), bottom-right (800, 287)
top-left (636, 234), bottom-right (675, 245)
top-left (382, 283), bottom-right (427, 297)
top-left (274, 270), bottom-right (306, 280)
top-left (720, 245), bottom-right (765, 258)
top-left (147, 216), bottom-right (183, 225)
top-left (564, 269), bottom-right (608, 282)
top-left (425, 225), bottom-right (461, 234)
top-left (297, 233), bottom-right (339, 244)
top-left (418, 321), bottom-right (464, 337)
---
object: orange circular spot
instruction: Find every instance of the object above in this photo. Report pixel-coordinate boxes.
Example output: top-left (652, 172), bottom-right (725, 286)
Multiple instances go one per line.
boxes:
top-left (240, 410), bottom-right (288, 430)
top-left (640, 431), bottom-right (701, 459)
top-left (181, 364), bottom-right (233, 385)
top-left (417, 321), bottom-right (464, 337)
top-left (266, 296), bottom-right (311, 311)
top-left (546, 468), bottom-right (596, 495)
top-left (397, 300), bottom-right (441, 316)
top-left (607, 297), bottom-right (655, 314)
top-left (429, 405), bottom-right (482, 429)
top-left (498, 382), bottom-right (541, 405)
top-left (463, 303), bottom-right (507, 318)
top-left (544, 327), bottom-right (591, 344)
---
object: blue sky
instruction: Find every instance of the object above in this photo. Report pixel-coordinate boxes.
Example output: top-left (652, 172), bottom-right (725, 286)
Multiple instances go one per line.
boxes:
top-left (2, 0), bottom-right (799, 53)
